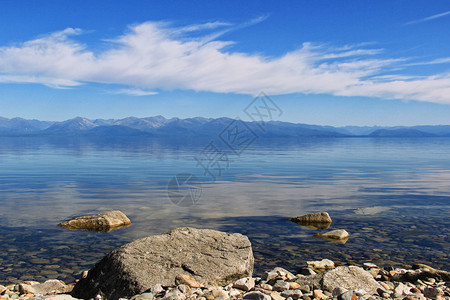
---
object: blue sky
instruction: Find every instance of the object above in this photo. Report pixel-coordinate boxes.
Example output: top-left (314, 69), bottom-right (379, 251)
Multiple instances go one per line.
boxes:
top-left (0, 0), bottom-right (450, 126)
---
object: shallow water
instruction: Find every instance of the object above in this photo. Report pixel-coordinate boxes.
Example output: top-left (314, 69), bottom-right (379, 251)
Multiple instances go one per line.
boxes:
top-left (0, 136), bottom-right (449, 284)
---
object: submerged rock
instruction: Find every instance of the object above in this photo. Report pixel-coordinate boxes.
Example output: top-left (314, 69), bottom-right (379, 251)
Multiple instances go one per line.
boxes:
top-left (314, 229), bottom-right (350, 242)
top-left (58, 210), bottom-right (131, 232)
top-left (288, 212), bottom-right (332, 229)
top-left (71, 227), bottom-right (254, 300)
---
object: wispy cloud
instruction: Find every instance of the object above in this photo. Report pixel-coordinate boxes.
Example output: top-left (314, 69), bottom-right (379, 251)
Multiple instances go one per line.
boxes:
top-left (0, 21), bottom-right (450, 104)
top-left (115, 88), bottom-right (158, 96)
top-left (405, 57), bottom-right (450, 66)
top-left (404, 10), bottom-right (450, 25)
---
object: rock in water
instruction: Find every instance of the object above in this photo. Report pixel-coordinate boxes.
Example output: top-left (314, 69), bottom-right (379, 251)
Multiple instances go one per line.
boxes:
top-left (58, 210), bottom-right (131, 232)
top-left (71, 227), bottom-right (254, 300)
top-left (288, 212), bottom-right (332, 229)
top-left (315, 229), bottom-right (350, 241)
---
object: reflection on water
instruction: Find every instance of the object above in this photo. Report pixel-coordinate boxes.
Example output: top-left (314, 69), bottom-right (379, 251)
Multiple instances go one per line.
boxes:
top-left (0, 136), bottom-right (449, 284)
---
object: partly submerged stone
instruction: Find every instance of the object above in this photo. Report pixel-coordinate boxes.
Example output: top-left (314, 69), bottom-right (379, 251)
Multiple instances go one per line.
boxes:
top-left (288, 212), bottom-right (332, 229)
top-left (71, 227), bottom-right (254, 300)
top-left (314, 229), bottom-right (350, 243)
top-left (58, 210), bottom-right (131, 232)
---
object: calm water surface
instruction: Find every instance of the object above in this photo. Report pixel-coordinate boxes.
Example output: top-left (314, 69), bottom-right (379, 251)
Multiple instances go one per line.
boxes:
top-left (0, 137), bottom-right (449, 284)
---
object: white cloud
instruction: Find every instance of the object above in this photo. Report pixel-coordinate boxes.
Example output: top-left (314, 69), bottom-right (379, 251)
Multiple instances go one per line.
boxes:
top-left (404, 10), bottom-right (450, 26)
top-left (0, 21), bottom-right (450, 104)
top-left (115, 88), bottom-right (158, 96)
top-left (406, 57), bottom-right (450, 66)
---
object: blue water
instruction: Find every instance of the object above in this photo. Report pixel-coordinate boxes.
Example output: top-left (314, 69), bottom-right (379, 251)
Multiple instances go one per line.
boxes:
top-left (0, 136), bottom-right (449, 283)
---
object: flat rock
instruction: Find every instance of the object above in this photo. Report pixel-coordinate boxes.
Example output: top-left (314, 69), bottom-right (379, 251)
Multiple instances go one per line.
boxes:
top-left (71, 227), bottom-right (254, 300)
top-left (233, 277), bottom-right (255, 291)
top-left (19, 280), bottom-right (70, 296)
top-left (58, 210), bottom-right (131, 232)
top-left (307, 259), bottom-right (335, 269)
top-left (243, 291), bottom-right (271, 300)
top-left (314, 229), bottom-right (349, 241)
top-left (289, 212), bottom-right (332, 229)
top-left (296, 266), bottom-right (382, 295)
top-left (320, 266), bottom-right (382, 294)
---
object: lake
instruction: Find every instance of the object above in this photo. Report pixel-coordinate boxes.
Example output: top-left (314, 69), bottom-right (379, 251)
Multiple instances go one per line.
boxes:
top-left (0, 136), bottom-right (449, 284)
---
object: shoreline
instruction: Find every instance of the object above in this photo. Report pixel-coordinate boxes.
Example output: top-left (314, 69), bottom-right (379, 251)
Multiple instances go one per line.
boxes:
top-left (1, 260), bottom-right (449, 300)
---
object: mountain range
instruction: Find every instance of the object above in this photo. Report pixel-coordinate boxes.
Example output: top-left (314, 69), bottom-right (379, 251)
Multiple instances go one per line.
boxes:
top-left (1, 116), bottom-right (450, 138)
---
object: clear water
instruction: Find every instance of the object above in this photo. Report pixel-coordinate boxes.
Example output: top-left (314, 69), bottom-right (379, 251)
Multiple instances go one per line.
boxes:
top-left (0, 136), bottom-right (449, 284)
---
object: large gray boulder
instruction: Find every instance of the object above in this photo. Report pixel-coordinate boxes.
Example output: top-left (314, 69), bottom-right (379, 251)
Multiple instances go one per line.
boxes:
top-left (296, 266), bottom-right (382, 295)
top-left (72, 227), bottom-right (254, 300)
top-left (58, 210), bottom-right (131, 232)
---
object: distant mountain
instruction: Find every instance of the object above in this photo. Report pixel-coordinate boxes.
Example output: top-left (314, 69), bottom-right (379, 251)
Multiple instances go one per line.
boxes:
top-left (43, 117), bottom-right (97, 135)
top-left (369, 128), bottom-right (437, 137)
top-left (0, 116), bottom-right (449, 138)
top-left (0, 117), bottom-right (53, 134)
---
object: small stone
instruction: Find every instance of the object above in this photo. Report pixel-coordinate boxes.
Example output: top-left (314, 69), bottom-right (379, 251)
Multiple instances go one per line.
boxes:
top-left (395, 282), bottom-right (411, 297)
top-left (175, 275), bottom-right (202, 288)
top-left (332, 287), bottom-right (348, 297)
top-left (380, 282), bottom-right (393, 290)
top-left (273, 281), bottom-right (290, 292)
top-left (353, 289), bottom-right (366, 296)
top-left (337, 291), bottom-right (353, 300)
top-left (312, 290), bottom-right (326, 300)
top-left (0, 286), bottom-right (6, 294)
top-left (362, 263), bottom-right (378, 269)
top-left (270, 291), bottom-right (284, 300)
top-left (211, 288), bottom-right (228, 298)
top-left (306, 259), bottom-right (334, 269)
top-left (164, 289), bottom-right (186, 300)
top-left (82, 271), bottom-right (89, 279)
top-left (229, 289), bottom-right (242, 297)
top-left (281, 290), bottom-right (303, 300)
top-left (299, 286), bottom-right (310, 294)
top-left (262, 272), bottom-right (279, 282)
top-left (270, 268), bottom-right (296, 281)
top-left (243, 291), bottom-right (271, 300)
top-left (234, 277), bottom-right (256, 292)
top-left (132, 292), bottom-right (155, 300)
top-left (314, 230), bottom-right (349, 240)
top-left (301, 296), bottom-right (311, 300)
top-left (260, 284), bottom-right (273, 291)
top-left (18, 284), bottom-right (35, 295)
top-left (296, 268), bottom-right (316, 276)
top-left (177, 285), bottom-right (192, 296)
top-left (289, 283), bottom-right (300, 290)
top-left (423, 287), bottom-right (443, 299)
